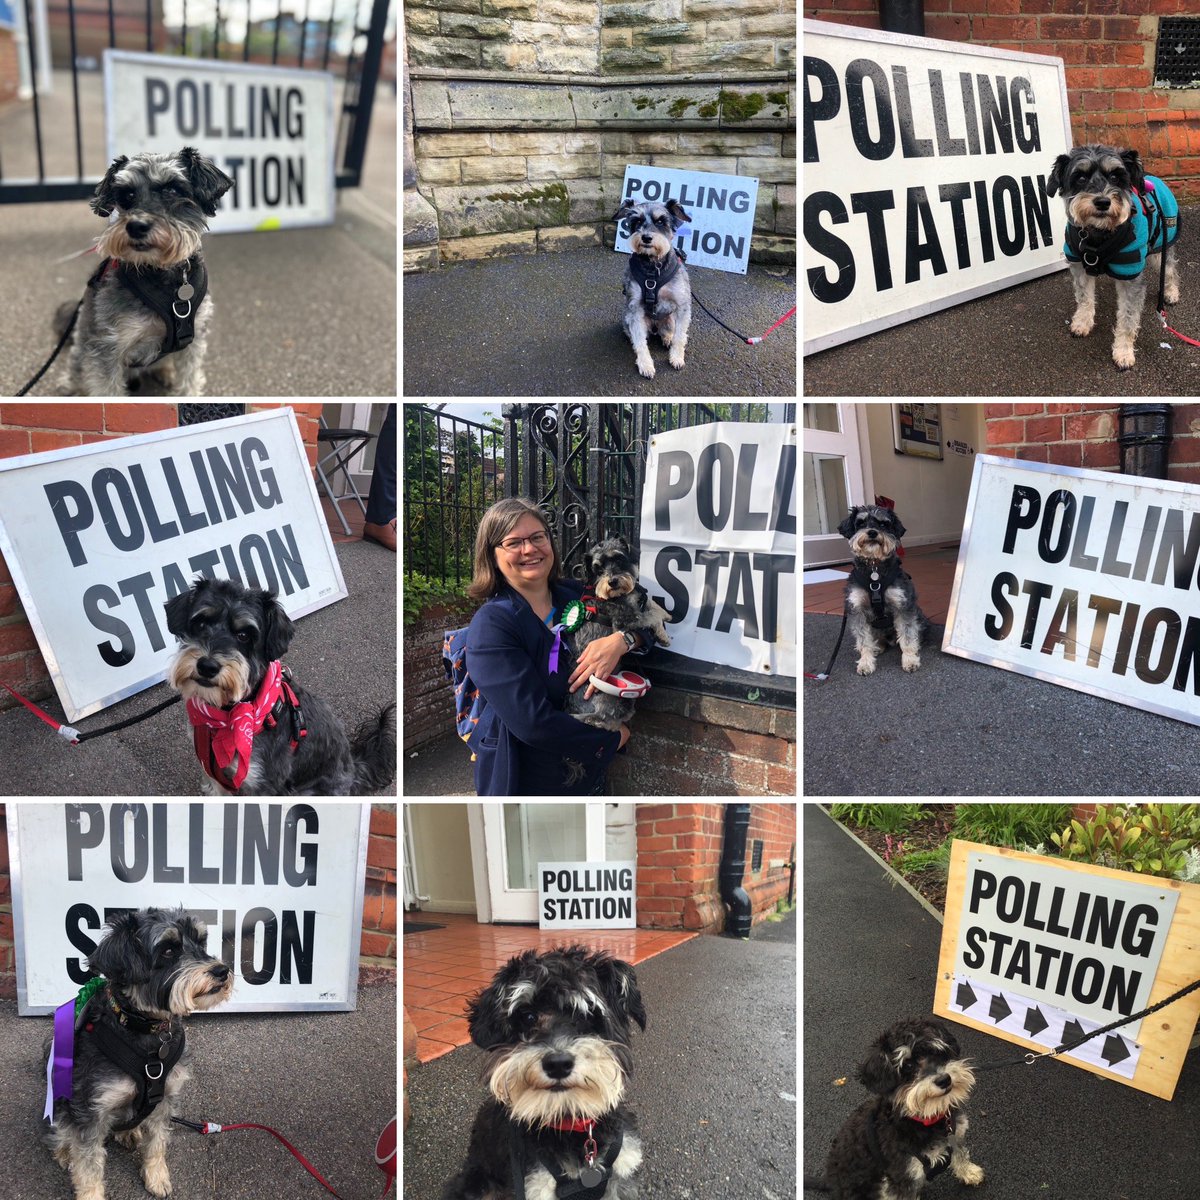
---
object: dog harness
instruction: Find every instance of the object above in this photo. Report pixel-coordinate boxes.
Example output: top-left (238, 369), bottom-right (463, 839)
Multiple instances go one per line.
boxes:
top-left (186, 661), bottom-right (306, 792)
top-left (84, 986), bottom-right (187, 1132)
top-left (628, 247), bottom-right (684, 313)
top-left (1063, 176), bottom-right (1180, 279)
top-left (509, 1119), bottom-right (625, 1200)
top-left (862, 1107), bottom-right (957, 1183)
top-left (849, 555), bottom-right (909, 630)
top-left (89, 253), bottom-right (208, 361)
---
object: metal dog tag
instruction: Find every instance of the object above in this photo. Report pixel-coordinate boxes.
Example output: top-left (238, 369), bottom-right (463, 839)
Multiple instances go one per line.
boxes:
top-left (176, 282), bottom-right (195, 302)
top-left (578, 1165), bottom-right (606, 1188)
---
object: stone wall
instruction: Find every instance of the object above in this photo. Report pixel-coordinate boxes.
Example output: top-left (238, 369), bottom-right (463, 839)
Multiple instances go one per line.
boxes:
top-left (403, 0), bottom-right (797, 270)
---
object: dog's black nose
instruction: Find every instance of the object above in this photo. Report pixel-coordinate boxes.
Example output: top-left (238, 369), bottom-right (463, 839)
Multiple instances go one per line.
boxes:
top-left (934, 1072), bottom-right (952, 1090)
top-left (196, 656), bottom-right (221, 680)
top-left (865, 529), bottom-right (878, 539)
top-left (127, 218), bottom-right (153, 240)
top-left (541, 1051), bottom-right (575, 1080)
top-left (1094, 197), bottom-right (1110, 212)
top-left (209, 963), bottom-right (230, 982)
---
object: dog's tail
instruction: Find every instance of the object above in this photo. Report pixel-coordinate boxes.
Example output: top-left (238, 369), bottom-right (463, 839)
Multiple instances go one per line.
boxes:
top-left (350, 702), bottom-right (397, 794)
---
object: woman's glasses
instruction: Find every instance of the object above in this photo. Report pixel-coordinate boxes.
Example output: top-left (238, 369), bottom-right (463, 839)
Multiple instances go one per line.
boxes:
top-left (498, 531), bottom-right (550, 553)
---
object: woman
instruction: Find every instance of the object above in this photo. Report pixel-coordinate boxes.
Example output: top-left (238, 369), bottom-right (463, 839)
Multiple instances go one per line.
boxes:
top-left (465, 498), bottom-right (653, 796)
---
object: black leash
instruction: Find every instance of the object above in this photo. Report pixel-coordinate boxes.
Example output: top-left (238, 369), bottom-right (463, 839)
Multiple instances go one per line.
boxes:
top-left (71, 694), bottom-right (181, 743)
top-left (805, 610), bottom-right (848, 681)
top-left (16, 295), bottom-right (84, 396)
top-left (974, 974), bottom-right (1200, 1072)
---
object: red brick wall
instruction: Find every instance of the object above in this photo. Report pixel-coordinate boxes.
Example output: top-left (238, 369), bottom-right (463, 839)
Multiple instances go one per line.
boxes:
top-left (804, 1), bottom-right (1200, 201)
top-left (0, 403), bottom-right (322, 712)
top-left (0, 801), bottom-right (397, 999)
top-left (984, 402), bottom-right (1200, 482)
top-left (636, 803), bottom-right (797, 933)
top-left (403, 599), bottom-right (477, 753)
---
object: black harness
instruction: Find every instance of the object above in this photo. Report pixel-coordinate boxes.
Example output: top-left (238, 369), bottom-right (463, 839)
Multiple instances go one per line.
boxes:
top-left (509, 1124), bottom-right (625, 1200)
top-left (82, 988), bottom-right (187, 1132)
top-left (1064, 220), bottom-right (1141, 278)
top-left (88, 254), bottom-right (208, 362)
top-left (628, 248), bottom-right (684, 313)
top-left (849, 554), bottom-right (908, 629)
top-left (863, 1108), bottom-right (956, 1182)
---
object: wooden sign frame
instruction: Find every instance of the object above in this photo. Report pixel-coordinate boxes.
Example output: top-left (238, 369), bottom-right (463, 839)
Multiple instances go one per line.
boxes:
top-left (935, 839), bottom-right (1200, 1100)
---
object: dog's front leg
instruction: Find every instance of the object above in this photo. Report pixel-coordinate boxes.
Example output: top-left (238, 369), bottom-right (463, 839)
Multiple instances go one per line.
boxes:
top-left (668, 294), bottom-right (690, 370)
top-left (891, 602), bottom-right (923, 673)
top-left (948, 1114), bottom-right (984, 1186)
top-left (66, 1132), bottom-right (110, 1200)
top-left (1067, 261), bottom-right (1096, 339)
top-left (846, 601), bottom-right (883, 676)
top-left (625, 305), bottom-right (656, 379)
top-left (138, 1105), bottom-right (174, 1196)
top-left (1112, 275), bottom-right (1147, 370)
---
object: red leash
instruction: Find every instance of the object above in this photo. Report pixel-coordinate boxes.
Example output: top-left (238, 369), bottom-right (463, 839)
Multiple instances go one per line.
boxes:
top-left (0, 679), bottom-right (80, 742)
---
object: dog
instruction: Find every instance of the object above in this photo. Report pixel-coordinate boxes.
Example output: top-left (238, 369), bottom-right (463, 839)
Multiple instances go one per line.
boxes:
top-left (62, 147), bottom-right (233, 395)
top-left (838, 505), bottom-right (928, 675)
top-left (164, 576), bottom-right (396, 795)
top-left (442, 945), bottom-right (647, 1200)
top-left (567, 537), bottom-right (672, 732)
top-left (614, 199), bottom-right (693, 379)
top-left (806, 1018), bottom-right (983, 1200)
top-left (45, 907), bottom-right (234, 1200)
top-left (1046, 144), bottom-right (1181, 370)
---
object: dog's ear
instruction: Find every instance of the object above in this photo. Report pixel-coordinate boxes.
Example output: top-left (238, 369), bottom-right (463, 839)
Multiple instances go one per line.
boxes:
top-left (665, 199), bottom-right (692, 228)
top-left (856, 1034), bottom-right (906, 1095)
top-left (258, 592), bottom-right (295, 660)
top-left (164, 587), bottom-right (194, 637)
top-left (1046, 153), bottom-right (1071, 198)
top-left (179, 146), bottom-right (234, 217)
top-left (613, 200), bottom-right (639, 226)
top-left (836, 509), bottom-right (858, 539)
top-left (92, 156), bottom-right (130, 217)
top-left (594, 953), bottom-right (647, 1033)
top-left (1120, 148), bottom-right (1145, 193)
top-left (891, 514), bottom-right (906, 540)
top-left (466, 980), bottom-right (511, 1049)
top-left (87, 909), bottom-right (144, 981)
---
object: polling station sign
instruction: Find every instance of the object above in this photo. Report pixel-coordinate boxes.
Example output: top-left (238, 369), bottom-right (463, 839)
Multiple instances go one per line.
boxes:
top-left (943, 455), bottom-right (1200, 727)
top-left (638, 422), bottom-right (796, 677)
top-left (539, 862), bottom-right (636, 930)
top-left (104, 50), bottom-right (335, 233)
top-left (616, 165), bottom-right (759, 275)
top-left (803, 20), bottom-right (1072, 354)
top-left (935, 840), bottom-right (1200, 1099)
top-left (9, 802), bottom-right (372, 1014)
top-left (0, 408), bottom-right (346, 723)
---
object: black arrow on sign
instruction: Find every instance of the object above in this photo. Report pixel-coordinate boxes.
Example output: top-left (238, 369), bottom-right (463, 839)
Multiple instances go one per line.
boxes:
top-left (955, 981), bottom-right (978, 1011)
top-left (988, 992), bottom-right (1013, 1023)
top-left (1062, 1019), bottom-right (1086, 1047)
top-left (1024, 1006), bottom-right (1049, 1038)
top-left (1102, 1036), bottom-right (1131, 1067)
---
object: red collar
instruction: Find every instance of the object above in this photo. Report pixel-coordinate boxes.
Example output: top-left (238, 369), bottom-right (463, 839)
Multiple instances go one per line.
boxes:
top-left (909, 1110), bottom-right (951, 1127)
top-left (545, 1117), bottom-right (595, 1135)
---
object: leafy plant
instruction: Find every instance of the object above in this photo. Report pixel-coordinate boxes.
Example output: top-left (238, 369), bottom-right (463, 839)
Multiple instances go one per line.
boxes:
top-left (403, 573), bottom-right (475, 628)
top-left (952, 804), bottom-right (1072, 848)
top-left (893, 840), bottom-right (952, 880)
top-left (829, 804), bottom-right (927, 835)
top-left (1050, 804), bottom-right (1200, 879)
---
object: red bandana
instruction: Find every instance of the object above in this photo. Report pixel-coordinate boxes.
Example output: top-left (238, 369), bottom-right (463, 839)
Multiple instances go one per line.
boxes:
top-left (186, 660), bottom-right (283, 791)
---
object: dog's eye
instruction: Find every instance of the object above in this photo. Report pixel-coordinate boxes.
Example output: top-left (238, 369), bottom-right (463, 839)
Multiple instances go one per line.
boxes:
top-left (236, 629), bottom-right (254, 645)
top-left (113, 187), bottom-right (135, 208)
top-left (515, 1009), bottom-right (538, 1032)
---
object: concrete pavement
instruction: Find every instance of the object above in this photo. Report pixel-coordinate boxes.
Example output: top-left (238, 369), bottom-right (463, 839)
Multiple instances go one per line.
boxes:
top-left (404, 909), bottom-right (797, 1199)
top-left (803, 804), bottom-right (1200, 1199)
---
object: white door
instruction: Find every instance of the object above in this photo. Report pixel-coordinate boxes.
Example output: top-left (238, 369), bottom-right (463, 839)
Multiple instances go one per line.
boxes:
top-left (803, 403), bottom-right (867, 567)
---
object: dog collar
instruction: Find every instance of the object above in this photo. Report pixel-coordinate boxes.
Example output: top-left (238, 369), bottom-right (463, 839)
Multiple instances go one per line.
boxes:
top-left (909, 1110), bottom-right (953, 1127)
top-left (545, 1117), bottom-right (597, 1134)
top-left (105, 985), bottom-right (173, 1036)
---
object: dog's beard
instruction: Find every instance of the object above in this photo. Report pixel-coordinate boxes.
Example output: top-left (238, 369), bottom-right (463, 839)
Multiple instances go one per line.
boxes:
top-left (169, 963), bottom-right (234, 1015)
top-left (895, 1060), bottom-right (976, 1120)
top-left (1067, 192), bottom-right (1132, 233)
top-left (848, 529), bottom-right (898, 561)
top-left (96, 213), bottom-right (203, 267)
top-left (486, 1036), bottom-right (627, 1126)
top-left (168, 646), bottom-right (252, 707)
top-left (594, 573), bottom-right (635, 600)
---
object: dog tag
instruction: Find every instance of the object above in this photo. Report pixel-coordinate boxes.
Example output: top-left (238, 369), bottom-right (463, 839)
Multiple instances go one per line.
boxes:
top-left (176, 282), bottom-right (195, 302)
top-left (158, 1040), bottom-right (172, 1061)
top-left (578, 1165), bottom-right (606, 1188)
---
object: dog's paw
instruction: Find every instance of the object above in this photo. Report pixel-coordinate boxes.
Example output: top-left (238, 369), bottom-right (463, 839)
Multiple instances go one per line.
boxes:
top-left (635, 350), bottom-right (656, 379)
top-left (856, 657), bottom-right (877, 676)
top-left (1166, 282), bottom-right (1181, 305)
top-left (141, 1160), bottom-right (172, 1197)
top-left (957, 1162), bottom-right (985, 1186)
top-left (1069, 317), bottom-right (1093, 338)
top-left (901, 652), bottom-right (921, 672)
top-left (1112, 344), bottom-right (1136, 371)
top-left (669, 349), bottom-right (686, 370)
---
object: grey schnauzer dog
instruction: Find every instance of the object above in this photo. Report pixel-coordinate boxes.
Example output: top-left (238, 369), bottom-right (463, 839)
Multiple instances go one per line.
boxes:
top-left (164, 576), bottom-right (396, 795)
top-left (806, 1018), bottom-right (983, 1200)
top-left (63, 147), bottom-right (233, 395)
top-left (838, 505), bottom-right (929, 675)
top-left (45, 907), bottom-right (234, 1200)
top-left (442, 945), bottom-right (647, 1200)
top-left (614, 198), bottom-right (693, 379)
top-left (568, 537), bottom-right (672, 732)
top-left (1046, 144), bottom-right (1181, 370)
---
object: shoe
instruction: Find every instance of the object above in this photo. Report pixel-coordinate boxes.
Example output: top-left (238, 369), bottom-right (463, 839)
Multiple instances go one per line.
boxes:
top-left (363, 518), bottom-right (396, 552)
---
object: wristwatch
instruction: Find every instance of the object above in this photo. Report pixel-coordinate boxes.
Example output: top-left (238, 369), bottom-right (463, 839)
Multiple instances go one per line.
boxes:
top-left (621, 631), bottom-right (638, 651)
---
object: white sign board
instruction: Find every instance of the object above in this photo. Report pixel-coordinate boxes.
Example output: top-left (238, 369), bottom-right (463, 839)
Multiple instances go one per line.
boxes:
top-left (0, 408), bottom-right (347, 722)
top-left (617, 164), bottom-right (759, 274)
top-left (539, 861), bottom-right (636, 930)
top-left (803, 20), bottom-right (1073, 354)
top-left (104, 50), bottom-right (335, 233)
top-left (639, 422), bottom-right (796, 677)
top-left (943, 455), bottom-right (1200, 727)
top-left (9, 802), bottom-right (370, 1014)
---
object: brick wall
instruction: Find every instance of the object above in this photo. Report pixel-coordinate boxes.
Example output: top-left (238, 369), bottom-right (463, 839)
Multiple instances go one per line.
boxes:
top-left (804, 1), bottom-right (1200, 201)
top-left (0, 403), bottom-right (322, 712)
top-left (0, 801), bottom-right (397, 1000)
top-left (985, 402), bottom-right (1200, 482)
top-left (636, 802), bottom-right (796, 933)
top-left (403, 598), bottom-right (477, 753)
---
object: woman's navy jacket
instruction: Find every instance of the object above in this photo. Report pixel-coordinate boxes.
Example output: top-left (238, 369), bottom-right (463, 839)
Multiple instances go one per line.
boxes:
top-left (466, 579), bottom-right (622, 796)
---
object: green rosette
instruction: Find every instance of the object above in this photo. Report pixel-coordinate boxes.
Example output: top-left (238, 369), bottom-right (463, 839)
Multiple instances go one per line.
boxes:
top-left (559, 599), bottom-right (587, 633)
top-left (75, 975), bottom-right (106, 1016)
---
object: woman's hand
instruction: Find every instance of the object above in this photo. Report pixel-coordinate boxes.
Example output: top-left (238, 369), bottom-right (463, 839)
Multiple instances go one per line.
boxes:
top-left (568, 631), bottom-right (627, 696)
top-left (618, 723), bottom-right (631, 750)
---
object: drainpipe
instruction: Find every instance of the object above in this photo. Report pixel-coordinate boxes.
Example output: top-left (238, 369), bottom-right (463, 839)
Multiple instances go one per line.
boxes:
top-left (1117, 404), bottom-right (1173, 479)
top-left (879, 0), bottom-right (924, 35)
top-left (719, 804), bottom-right (753, 938)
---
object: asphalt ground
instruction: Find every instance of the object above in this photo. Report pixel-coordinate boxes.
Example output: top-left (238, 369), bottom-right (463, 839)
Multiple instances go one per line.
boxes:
top-left (803, 612), bottom-right (1200, 796)
top-left (403, 908), bottom-right (798, 1200)
top-left (402, 729), bottom-right (475, 796)
top-left (803, 203), bottom-right (1200, 395)
top-left (802, 805), bottom-right (1200, 1199)
top-left (402, 247), bottom-right (798, 397)
top-left (0, 539), bottom-right (397, 796)
top-left (0, 978), bottom-right (397, 1200)
top-left (1, 91), bottom-right (396, 398)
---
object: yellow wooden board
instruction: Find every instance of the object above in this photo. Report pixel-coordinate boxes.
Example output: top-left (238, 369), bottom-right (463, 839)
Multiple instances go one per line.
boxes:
top-left (934, 839), bottom-right (1200, 1101)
